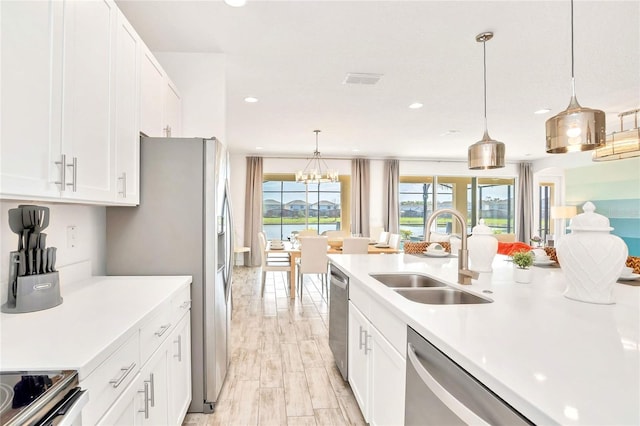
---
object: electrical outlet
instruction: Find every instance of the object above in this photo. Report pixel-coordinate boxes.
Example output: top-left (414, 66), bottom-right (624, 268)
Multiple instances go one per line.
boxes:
top-left (67, 226), bottom-right (77, 248)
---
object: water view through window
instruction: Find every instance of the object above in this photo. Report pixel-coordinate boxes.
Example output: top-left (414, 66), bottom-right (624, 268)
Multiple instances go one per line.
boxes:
top-left (263, 180), bottom-right (342, 240)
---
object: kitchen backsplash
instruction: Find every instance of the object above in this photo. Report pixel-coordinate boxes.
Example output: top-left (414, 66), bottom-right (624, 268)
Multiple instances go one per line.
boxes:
top-left (0, 201), bottom-right (107, 304)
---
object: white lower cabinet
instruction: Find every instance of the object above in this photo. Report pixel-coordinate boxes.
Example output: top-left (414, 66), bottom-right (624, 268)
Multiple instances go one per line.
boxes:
top-left (348, 301), bottom-right (405, 426)
top-left (93, 287), bottom-right (192, 425)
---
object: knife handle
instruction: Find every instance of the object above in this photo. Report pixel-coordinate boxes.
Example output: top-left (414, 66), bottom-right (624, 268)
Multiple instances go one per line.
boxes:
top-left (18, 250), bottom-right (26, 276)
top-left (35, 249), bottom-right (42, 275)
top-left (26, 249), bottom-right (33, 275)
top-left (51, 247), bottom-right (57, 272)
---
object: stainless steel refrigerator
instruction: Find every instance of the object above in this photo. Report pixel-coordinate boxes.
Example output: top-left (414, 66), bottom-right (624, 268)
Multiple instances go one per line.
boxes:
top-left (106, 136), bottom-right (233, 413)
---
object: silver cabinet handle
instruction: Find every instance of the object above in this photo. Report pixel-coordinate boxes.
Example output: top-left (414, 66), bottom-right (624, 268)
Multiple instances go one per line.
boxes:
top-left (407, 343), bottom-right (489, 426)
top-left (149, 373), bottom-right (155, 407)
top-left (358, 326), bottom-right (366, 351)
top-left (163, 125), bottom-right (172, 137)
top-left (364, 332), bottom-right (372, 355)
top-left (54, 154), bottom-right (66, 189)
top-left (138, 381), bottom-right (150, 419)
top-left (118, 172), bottom-right (127, 198)
top-left (174, 334), bottom-right (182, 361)
top-left (66, 156), bottom-right (77, 192)
top-left (109, 362), bottom-right (136, 388)
top-left (154, 323), bottom-right (171, 337)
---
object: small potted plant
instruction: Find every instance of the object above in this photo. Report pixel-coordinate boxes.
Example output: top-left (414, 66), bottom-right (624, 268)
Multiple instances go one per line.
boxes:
top-left (511, 250), bottom-right (534, 283)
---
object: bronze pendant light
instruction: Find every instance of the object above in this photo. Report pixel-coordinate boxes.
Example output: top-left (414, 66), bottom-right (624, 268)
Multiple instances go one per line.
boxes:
top-left (545, 0), bottom-right (606, 153)
top-left (468, 32), bottom-right (505, 170)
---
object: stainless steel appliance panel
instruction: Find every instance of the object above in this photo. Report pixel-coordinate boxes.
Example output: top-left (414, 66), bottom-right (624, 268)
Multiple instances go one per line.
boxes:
top-left (107, 137), bottom-right (231, 413)
top-left (405, 326), bottom-right (532, 425)
top-left (328, 263), bottom-right (349, 380)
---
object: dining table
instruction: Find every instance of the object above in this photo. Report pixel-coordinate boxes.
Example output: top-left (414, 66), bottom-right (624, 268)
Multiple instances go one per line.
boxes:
top-left (266, 240), bottom-right (401, 298)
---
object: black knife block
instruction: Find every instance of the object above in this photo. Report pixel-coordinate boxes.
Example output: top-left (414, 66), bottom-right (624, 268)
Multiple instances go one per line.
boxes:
top-left (1, 272), bottom-right (62, 314)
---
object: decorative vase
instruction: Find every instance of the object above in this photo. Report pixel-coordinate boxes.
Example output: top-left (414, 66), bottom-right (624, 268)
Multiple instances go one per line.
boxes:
top-left (468, 219), bottom-right (498, 272)
top-left (513, 267), bottom-right (532, 283)
top-left (557, 202), bottom-right (628, 305)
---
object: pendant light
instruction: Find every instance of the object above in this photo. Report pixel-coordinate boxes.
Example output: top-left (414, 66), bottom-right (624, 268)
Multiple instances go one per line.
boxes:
top-left (295, 130), bottom-right (339, 184)
top-left (592, 109), bottom-right (640, 161)
top-left (468, 32), bottom-right (505, 170)
top-left (545, 0), bottom-right (606, 153)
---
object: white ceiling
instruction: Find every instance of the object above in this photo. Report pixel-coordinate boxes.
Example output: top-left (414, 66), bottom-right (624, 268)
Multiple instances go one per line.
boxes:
top-left (117, 0), bottom-right (639, 162)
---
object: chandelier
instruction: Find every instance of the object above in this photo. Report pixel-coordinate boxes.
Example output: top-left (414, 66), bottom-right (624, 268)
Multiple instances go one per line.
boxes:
top-left (295, 130), bottom-right (338, 184)
top-left (593, 109), bottom-right (640, 161)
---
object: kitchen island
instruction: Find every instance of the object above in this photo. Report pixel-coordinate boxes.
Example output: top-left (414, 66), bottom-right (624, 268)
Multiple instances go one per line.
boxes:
top-left (328, 253), bottom-right (640, 425)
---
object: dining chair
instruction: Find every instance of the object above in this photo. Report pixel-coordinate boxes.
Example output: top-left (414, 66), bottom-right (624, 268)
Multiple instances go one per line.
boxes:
top-left (388, 233), bottom-right (401, 250)
top-left (298, 229), bottom-right (318, 237)
top-left (323, 230), bottom-right (350, 239)
top-left (377, 231), bottom-right (390, 244)
top-left (296, 236), bottom-right (329, 297)
top-left (258, 231), bottom-right (291, 297)
top-left (342, 237), bottom-right (370, 254)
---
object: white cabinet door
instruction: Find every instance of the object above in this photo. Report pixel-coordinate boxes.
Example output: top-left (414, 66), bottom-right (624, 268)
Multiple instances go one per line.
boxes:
top-left (140, 47), bottom-right (165, 137)
top-left (348, 302), bottom-right (370, 421)
top-left (60, 0), bottom-right (116, 202)
top-left (114, 10), bottom-right (140, 205)
top-left (163, 80), bottom-right (182, 137)
top-left (369, 324), bottom-right (405, 426)
top-left (97, 373), bottom-right (142, 426)
top-left (168, 313), bottom-right (192, 425)
top-left (136, 347), bottom-right (169, 426)
top-left (0, 0), bottom-right (64, 199)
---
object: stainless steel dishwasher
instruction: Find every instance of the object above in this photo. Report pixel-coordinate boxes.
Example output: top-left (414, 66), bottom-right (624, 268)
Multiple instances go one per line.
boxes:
top-left (405, 326), bottom-right (532, 425)
top-left (328, 263), bottom-right (349, 380)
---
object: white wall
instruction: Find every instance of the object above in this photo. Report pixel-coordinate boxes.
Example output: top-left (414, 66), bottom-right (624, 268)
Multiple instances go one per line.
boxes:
top-left (0, 201), bottom-right (106, 303)
top-left (155, 52), bottom-right (226, 141)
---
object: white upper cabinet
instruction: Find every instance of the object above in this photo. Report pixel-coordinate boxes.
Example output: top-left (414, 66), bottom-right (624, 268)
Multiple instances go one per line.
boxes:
top-left (59, 0), bottom-right (117, 202)
top-left (140, 45), bottom-right (182, 138)
top-left (114, 10), bottom-right (141, 205)
top-left (0, 0), bottom-right (64, 199)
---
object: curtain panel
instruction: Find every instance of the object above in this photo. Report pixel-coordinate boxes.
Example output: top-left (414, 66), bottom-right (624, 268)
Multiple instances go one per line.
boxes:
top-left (383, 159), bottom-right (400, 234)
top-left (517, 162), bottom-right (533, 243)
top-left (350, 158), bottom-right (370, 236)
top-left (244, 157), bottom-right (263, 266)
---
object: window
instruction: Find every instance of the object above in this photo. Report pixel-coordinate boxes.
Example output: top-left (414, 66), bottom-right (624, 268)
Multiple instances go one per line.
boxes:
top-left (263, 177), bottom-right (345, 240)
top-left (399, 176), bottom-right (515, 239)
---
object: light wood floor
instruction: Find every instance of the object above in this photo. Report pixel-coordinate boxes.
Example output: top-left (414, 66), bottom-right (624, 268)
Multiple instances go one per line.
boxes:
top-left (183, 267), bottom-right (366, 426)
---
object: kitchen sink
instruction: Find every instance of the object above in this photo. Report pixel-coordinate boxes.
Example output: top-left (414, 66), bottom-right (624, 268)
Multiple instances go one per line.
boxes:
top-left (369, 273), bottom-right (447, 288)
top-left (394, 288), bottom-right (492, 304)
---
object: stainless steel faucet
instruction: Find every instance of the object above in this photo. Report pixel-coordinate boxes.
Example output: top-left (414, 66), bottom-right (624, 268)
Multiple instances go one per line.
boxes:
top-left (425, 208), bottom-right (480, 285)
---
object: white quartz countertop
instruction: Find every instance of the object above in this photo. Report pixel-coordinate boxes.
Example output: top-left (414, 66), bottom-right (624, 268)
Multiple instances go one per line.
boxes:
top-left (328, 253), bottom-right (640, 425)
top-left (0, 275), bottom-right (191, 379)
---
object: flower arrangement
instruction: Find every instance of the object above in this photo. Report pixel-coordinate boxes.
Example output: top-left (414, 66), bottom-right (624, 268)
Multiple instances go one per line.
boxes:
top-left (511, 250), bottom-right (534, 269)
top-left (530, 235), bottom-right (542, 247)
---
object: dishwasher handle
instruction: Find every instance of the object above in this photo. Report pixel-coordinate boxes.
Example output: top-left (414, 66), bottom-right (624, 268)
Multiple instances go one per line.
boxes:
top-left (330, 268), bottom-right (348, 290)
top-left (407, 343), bottom-right (489, 426)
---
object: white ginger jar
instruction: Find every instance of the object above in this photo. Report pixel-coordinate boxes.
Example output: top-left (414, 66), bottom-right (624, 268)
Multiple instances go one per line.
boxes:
top-left (468, 219), bottom-right (498, 272)
top-left (557, 202), bottom-right (628, 304)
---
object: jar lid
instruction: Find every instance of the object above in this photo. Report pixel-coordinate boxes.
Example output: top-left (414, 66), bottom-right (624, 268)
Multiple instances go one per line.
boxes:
top-left (568, 202), bottom-right (613, 232)
top-left (472, 219), bottom-right (493, 235)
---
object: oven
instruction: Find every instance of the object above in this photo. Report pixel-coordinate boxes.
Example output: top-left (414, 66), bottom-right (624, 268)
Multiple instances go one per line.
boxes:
top-left (0, 370), bottom-right (88, 426)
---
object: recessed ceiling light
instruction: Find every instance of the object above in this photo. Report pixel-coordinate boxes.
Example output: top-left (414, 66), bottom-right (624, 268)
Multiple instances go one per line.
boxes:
top-left (224, 0), bottom-right (246, 7)
top-left (534, 108), bottom-right (551, 114)
top-left (409, 102), bottom-right (423, 109)
top-left (440, 130), bottom-right (461, 136)
top-left (255, 146), bottom-right (263, 150)
top-left (352, 148), bottom-right (360, 152)
top-left (244, 97), bottom-right (258, 103)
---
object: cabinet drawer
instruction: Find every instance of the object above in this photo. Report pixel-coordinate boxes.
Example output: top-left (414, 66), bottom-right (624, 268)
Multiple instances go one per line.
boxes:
top-left (171, 285), bottom-right (191, 325)
top-left (140, 300), bottom-right (172, 363)
top-left (80, 331), bottom-right (140, 426)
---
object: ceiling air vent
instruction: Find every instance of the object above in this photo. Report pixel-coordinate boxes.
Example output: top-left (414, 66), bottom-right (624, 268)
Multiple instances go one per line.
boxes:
top-left (343, 73), bottom-right (383, 85)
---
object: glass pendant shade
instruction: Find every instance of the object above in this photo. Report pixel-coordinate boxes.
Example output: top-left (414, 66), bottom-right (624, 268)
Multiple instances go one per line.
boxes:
top-left (467, 31), bottom-right (505, 170)
top-left (546, 95), bottom-right (606, 153)
top-left (468, 130), bottom-right (506, 170)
